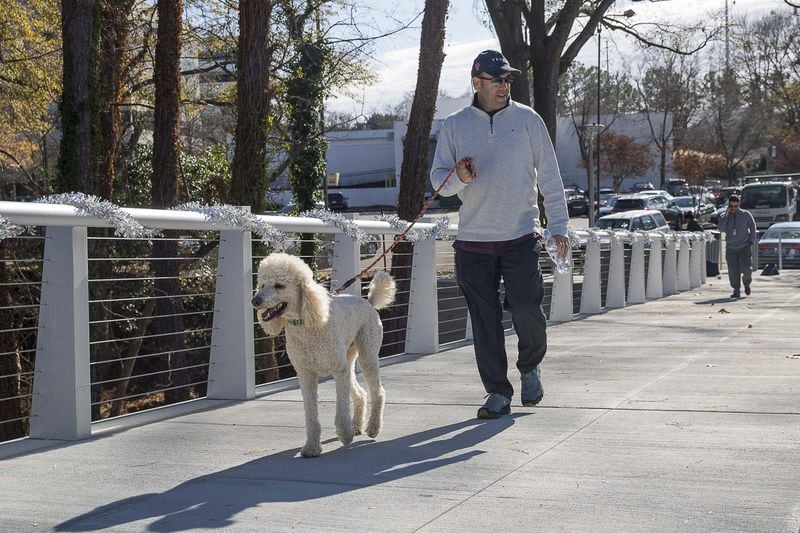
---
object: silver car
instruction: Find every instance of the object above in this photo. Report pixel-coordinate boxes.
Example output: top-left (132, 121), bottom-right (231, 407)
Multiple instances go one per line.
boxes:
top-left (757, 222), bottom-right (800, 268)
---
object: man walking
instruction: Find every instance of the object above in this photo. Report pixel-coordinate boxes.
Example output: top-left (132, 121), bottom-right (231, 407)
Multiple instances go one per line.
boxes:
top-left (717, 194), bottom-right (757, 298)
top-left (430, 50), bottom-right (569, 419)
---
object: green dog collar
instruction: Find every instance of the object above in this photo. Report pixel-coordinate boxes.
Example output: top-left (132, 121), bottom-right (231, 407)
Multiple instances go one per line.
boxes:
top-left (288, 318), bottom-right (304, 326)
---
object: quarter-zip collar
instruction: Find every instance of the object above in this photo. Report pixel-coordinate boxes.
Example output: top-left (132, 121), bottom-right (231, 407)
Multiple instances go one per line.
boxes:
top-left (471, 95), bottom-right (512, 134)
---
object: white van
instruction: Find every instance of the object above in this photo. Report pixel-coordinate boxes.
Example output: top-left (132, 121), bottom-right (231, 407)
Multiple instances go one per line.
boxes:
top-left (740, 182), bottom-right (798, 230)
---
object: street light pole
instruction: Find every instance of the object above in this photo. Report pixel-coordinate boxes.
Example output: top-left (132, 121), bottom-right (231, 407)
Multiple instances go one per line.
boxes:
top-left (580, 123), bottom-right (604, 224)
top-left (596, 25), bottom-right (602, 203)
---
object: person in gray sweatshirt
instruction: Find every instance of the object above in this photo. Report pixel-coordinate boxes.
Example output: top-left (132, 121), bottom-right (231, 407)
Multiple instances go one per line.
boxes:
top-left (430, 50), bottom-right (569, 419)
top-left (717, 194), bottom-right (757, 298)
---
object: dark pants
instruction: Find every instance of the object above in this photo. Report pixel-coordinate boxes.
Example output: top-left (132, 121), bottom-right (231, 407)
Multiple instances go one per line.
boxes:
top-left (455, 239), bottom-right (547, 400)
top-left (726, 244), bottom-right (752, 292)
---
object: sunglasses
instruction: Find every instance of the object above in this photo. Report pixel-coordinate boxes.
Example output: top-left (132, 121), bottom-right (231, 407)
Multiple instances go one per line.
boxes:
top-left (478, 76), bottom-right (513, 86)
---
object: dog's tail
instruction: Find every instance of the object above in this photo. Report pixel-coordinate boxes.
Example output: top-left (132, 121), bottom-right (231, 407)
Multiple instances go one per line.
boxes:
top-left (367, 271), bottom-right (396, 310)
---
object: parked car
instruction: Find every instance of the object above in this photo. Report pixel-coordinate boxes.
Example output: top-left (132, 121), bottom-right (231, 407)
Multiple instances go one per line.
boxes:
top-left (665, 178), bottom-right (688, 196)
top-left (670, 195), bottom-right (716, 222)
top-left (279, 199), bottom-right (325, 213)
top-left (637, 189), bottom-right (674, 201)
top-left (327, 192), bottom-right (349, 211)
top-left (611, 194), bottom-right (684, 230)
top-left (566, 191), bottom-right (589, 217)
top-left (595, 210), bottom-right (670, 232)
top-left (630, 181), bottom-right (655, 193)
top-left (757, 222), bottom-right (800, 268)
top-left (564, 184), bottom-right (587, 197)
top-left (595, 194), bottom-right (620, 221)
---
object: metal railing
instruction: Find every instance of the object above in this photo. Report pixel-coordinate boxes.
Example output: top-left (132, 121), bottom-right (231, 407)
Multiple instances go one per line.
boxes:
top-left (0, 200), bottom-right (717, 445)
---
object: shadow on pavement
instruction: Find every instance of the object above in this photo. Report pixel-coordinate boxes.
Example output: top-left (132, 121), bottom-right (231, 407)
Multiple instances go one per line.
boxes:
top-left (55, 415), bottom-right (526, 531)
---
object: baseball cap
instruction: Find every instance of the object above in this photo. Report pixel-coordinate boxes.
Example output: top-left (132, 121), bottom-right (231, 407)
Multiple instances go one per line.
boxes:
top-left (471, 50), bottom-right (521, 77)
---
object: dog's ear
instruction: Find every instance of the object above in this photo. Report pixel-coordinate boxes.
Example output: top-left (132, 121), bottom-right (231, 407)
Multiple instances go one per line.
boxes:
top-left (300, 279), bottom-right (330, 328)
top-left (261, 316), bottom-right (286, 337)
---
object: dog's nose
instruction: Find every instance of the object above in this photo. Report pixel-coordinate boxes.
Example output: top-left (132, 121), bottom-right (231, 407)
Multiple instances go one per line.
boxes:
top-left (251, 295), bottom-right (263, 307)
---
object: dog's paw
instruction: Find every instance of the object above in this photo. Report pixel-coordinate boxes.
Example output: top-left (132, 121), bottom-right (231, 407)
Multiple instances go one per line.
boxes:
top-left (336, 426), bottom-right (355, 445)
top-left (366, 420), bottom-right (382, 439)
top-left (300, 444), bottom-right (322, 458)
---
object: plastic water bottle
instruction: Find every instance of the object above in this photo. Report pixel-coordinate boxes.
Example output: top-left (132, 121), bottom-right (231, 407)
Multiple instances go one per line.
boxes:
top-left (543, 229), bottom-right (571, 274)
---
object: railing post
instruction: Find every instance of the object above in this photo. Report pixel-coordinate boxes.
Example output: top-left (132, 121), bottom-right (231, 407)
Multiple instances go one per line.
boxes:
top-left (30, 226), bottom-right (91, 440)
top-left (405, 239), bottom-right (438, 354)
top-left (677, 234), bottom-right (691, 291)
top-left (464, 310), bottom-right (473, 341)
top-left (549, 249), bottom-right (574, 322)
top-left (606, 233), bottom-right (626, 308)
top-left (628, 234), bottom-right (646, 304)
top-left (331, 214), bottom-right (361, 297)
top-left (208, 230), bottom-right (255, 400)
top-left (699, 234), bottom-right (708, 284)
top-left (580, 237), bottom-right (602, 314)
top-left (689, 234), bottom-right (702, 288)
top-left (646, 234), bottom-right (664, 299)
top-left (663, 234), bottom-right (678, 295)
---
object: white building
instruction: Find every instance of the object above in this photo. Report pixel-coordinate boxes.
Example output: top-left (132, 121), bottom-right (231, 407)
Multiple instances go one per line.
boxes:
top-left (322, 96), bottom-right (675, 209)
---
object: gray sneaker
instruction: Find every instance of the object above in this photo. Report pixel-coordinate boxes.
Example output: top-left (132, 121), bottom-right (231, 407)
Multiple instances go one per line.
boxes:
top-left (477, 393), bottom-right (511, 419)
top-left (521, 367), bottom-right (544, 406)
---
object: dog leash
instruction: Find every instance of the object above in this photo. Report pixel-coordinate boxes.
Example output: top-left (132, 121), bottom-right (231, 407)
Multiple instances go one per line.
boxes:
top-left (333, 157), bottom-right (471, 294)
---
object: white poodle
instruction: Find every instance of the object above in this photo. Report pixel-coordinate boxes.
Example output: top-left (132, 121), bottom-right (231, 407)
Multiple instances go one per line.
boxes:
top-left (252, 253), bottom-right (396, 458)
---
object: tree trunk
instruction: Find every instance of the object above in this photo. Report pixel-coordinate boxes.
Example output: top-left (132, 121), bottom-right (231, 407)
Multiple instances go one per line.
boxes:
top-left (383, 0), bottom-right (449, 356)
top-left (152, 0), bottom-right (182, 208)
top-left (485, 0), bottom-right (530, 106)
top-left (95, 0), bottom-right (134, 199)
top-left (231, 0), bottom-right (278, 379)
top-left (229, 0), bottom-right (274, 213)
top-left (151, 0), bottom-right (188, 404)
top-left (58, 0), bottom-right (96, 193)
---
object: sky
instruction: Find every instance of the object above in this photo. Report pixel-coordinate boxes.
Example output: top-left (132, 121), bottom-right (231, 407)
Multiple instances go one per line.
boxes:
top-left (324, 0), bottom-right (795, 115)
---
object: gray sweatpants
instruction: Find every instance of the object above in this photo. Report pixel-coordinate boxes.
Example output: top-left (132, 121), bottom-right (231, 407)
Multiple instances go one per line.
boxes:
top-left (726, 244), bottom-right (753, 292)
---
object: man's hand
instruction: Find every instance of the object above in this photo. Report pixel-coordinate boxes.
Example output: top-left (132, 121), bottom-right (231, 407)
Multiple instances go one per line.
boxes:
top-left (553, 234), bottom-right (570, 259)
top-left (456, 157), bottom-right (476, 183)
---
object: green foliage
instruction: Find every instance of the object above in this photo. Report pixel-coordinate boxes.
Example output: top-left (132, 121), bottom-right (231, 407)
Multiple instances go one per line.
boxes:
top-left (120, 144), bottom-right (232, 206)
top-left (286, 40), bottom-right (331, 268)
top-left (0, 0), bottom-right (61, 190)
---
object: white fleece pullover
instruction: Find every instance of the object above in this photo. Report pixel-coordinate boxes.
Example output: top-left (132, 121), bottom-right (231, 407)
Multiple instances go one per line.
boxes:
top-left (430, 100), bottom-right (569, 241)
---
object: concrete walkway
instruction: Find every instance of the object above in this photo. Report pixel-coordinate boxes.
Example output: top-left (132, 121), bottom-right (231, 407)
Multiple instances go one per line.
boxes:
top-left (2, 271), bottom-right (800, 533)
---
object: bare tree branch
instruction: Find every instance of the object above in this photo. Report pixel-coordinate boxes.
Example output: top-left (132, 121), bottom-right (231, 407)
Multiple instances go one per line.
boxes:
top-left (0, 148), bottom-right (46, 194)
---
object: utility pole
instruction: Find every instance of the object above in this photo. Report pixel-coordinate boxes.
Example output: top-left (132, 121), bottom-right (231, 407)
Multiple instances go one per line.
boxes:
top-left (725, 0), bottom-right (730, 72)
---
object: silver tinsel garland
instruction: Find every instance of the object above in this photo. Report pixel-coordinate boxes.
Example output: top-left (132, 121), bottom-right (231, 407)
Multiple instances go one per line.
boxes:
top-left (0, 214), bottom-right (24, 241)
top-left (173, 202), bottom-right (285, 247)
top-left (376, 213), bottom-right (452, 242)
top-left (377, 214), bottom-right (405, 233)
top-left (301, 208), bottom-right (375, 244)
top-left (37, 192), bottom-right (157, 238)
top-left (586, 228), bottom-right (603, 243)
top-left (566, 228), bottom-right (579, 248)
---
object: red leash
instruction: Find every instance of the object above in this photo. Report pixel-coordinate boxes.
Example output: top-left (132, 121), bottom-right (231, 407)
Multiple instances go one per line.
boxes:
top-left (334, 157), bottom-right (470, 294)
